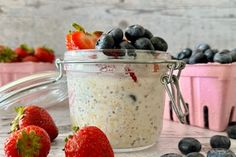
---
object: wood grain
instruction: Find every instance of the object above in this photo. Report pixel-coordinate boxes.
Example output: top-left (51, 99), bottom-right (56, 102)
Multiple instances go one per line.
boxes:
top-left (0, 0), bottom-right (236, 56)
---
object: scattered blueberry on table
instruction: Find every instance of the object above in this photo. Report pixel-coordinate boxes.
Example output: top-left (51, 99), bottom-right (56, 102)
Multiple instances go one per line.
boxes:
top-left (207, 148), bottom-right (236, 157)
top-left (186, 152), bottom-right (205, 157)
top-left (160, 153), bottom-right (183, 157)
top-left (210, 135), bottom-right (231, 149)
top-left (227, 125), bottom-right (236, 139)
top-left (178, 137), bottom-right (202, 155)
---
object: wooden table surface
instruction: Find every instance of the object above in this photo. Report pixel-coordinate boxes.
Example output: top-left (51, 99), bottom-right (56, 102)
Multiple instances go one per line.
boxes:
top-left (1, 100), bottom-right (235, 157)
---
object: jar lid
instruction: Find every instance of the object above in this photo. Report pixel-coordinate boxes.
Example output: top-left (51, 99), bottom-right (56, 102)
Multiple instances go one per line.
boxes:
top-left (0, 71), bottom-right (68, 120)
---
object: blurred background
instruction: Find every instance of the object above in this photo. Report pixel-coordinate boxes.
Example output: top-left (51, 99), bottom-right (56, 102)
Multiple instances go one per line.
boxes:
top-left (0, 0), bottom-right (236, 56)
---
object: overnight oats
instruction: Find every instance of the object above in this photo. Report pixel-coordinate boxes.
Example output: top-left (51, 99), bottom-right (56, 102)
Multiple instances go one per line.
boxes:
top-left (64, 49), bottom-right (171, 151)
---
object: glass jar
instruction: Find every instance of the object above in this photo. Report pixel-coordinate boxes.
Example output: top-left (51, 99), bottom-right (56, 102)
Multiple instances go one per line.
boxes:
top-left (0, 49), bottom-right (188, 152)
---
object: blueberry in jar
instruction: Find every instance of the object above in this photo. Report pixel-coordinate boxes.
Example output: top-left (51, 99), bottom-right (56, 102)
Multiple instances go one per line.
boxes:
top-left (96, 34), bottom-right (115, 49)
top-left (186, 152), bottom-right (204, 157)
top-left (213, 50), bottom-right (232, 64)
top-left (189, 52), bottom-right (208, 64)
top-left (150, 36), bottom-right (168, 51)
top-left (160, 153), bottom-right (183, 157)
top-left (207, 148), bottom-right (236, 157)
top-left (125, 24), bottom-right (145, 42)
top-left (210, 135), bottom-right (231, 149)
top-left (107, 28), bottom-right (123, 45)
top-left (134, 37), bottom-right (155, 50)
top-left (178, 137), bottom-right (201, 155)
top-left (143, 28), bottom-right (153, 39)
top-left (119, 41), bottom-right (135, 49)
top-left (227, 125), bottom-right (236, 139)
top-left (204, 49), bottom-right (216, 62)
top-left (195, 43), bottom-right (211, 52)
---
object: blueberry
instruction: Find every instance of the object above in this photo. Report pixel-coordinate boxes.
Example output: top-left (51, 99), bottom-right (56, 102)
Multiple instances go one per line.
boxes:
top-left (177, 48), bottom-right (192, 60)
top-left (143, 28), bottom-right (153, 39)
top-left (160, 153), bottom-right (183, 157)
top-left (195, 43), bottom-right (211, 52)
top-left (178, 137), bottom-right (201, 155)
top-left (186, 152), bottom-right (204, 157)
top-left (125, 24), bottom-right (145, 42)
top-left (96, 34), bottom-right (115, 49)
top-left (207, 148), bottom-right (236, 157)
top-left (213, 50), bottom-right (232, 64)
top-left (230, 48), bottom-right (236, 62)
top-left (189, 52), bottom-right (208, 64)
top-left (150, 36), bottom-right (168, 51)
top-left (210, 135), bottom-right (231, 149)
top-left (204, 49), bottom-right (216, 62)
top-left (134, 37), bottom-right (154, 50)
top-left (119, 41), bottom-right (135, 49)
top-left (107, 28), bottom-right (123, 45)
top-left (227, 125), bottom-right (236, 139)
top-left (102, 49), bottom-right (125, 57)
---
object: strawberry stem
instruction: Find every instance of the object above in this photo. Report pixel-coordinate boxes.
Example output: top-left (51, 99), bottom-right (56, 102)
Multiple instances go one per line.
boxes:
top-left (72, 23), bottom-right (85, 32)
top-left (10, 106), bottom-right (24, 132)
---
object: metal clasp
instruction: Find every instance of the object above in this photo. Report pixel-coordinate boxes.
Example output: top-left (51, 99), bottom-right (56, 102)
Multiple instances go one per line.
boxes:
top-left (161, 61), bottom-right (188, 124)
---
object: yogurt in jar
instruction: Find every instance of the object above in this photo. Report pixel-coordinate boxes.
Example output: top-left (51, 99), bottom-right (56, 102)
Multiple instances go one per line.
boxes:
top-left (65, 60), bottom-right (168, 151)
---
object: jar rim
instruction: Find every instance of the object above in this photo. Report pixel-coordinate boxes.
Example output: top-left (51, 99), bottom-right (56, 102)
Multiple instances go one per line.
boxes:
top-left (64, 49), bottom-right (172, 63)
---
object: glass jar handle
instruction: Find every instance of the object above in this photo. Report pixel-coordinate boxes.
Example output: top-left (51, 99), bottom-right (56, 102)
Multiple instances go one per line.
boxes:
top-left (161, 61), bottom-right (189, 124)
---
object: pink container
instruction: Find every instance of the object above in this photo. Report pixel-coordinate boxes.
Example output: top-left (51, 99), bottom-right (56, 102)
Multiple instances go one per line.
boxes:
top-left (164, 63), bottom-right (236, 131)
top-left (0, 62), bottom-right (55, 86)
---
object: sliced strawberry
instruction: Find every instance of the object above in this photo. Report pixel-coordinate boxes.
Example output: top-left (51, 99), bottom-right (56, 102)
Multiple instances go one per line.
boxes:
top-left (66, 32), bottom-right (79, 50)
top-left (22, 56), bottom-right (39, 62)
top-left (72, 32), bottom-right (98, 49)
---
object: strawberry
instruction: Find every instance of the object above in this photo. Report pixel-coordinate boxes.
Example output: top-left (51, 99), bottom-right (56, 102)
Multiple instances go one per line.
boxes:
top-left (65, 23), bottom-right (102, 50)
top-left (15, 44), bottom-right (34, 58)
top-left (11, 105), bottom-right (58, 141)
top-left (0, 46), bottom-right (17, 63)
top-left (64, 126), bottom-right (114, 157)
top-left (22, 56), bottom-right (39, 62)
top-left (34, 46), bottom-right (55, 63)
top-left (4, 125), bottom-right (51, 157)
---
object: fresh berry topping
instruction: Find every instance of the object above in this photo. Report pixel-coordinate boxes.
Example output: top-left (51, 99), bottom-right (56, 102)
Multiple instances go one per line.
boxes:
top-left (4, 125), bottom-right (51, 157)
top-left (143, 28), bottom-right (153, 39)
top-left (177, 48), bottom-right (192, 60)
top-left (134, 37), bottom-right (155, 50)
top-left (66, 32), bottom-right (79, 50)
top-left (64, 126), bottom-right (114, 157)
top-left (195, 43), bottom-right (211, 52)
top-left (210, 135), bottom-right (231, 149)
top-left (213, 50), bottom-right (232, 64)
top-left (186, 152), bottom-right (204, 157)
top-left (96, 34), bottom-right (115, 49)
top-left (108, 28), bottom-right (123, 45)
top-left (160, 153), bottom-right (183, 157)
top-left (207, 148), bottom-right (236, 157)
top-left (22, 56), bottom-right (39, 62)
top-left (11, 105), bottom-right (58, 141)
top-left (102, 49), bottom-right (125, 57)
top-left (119, 41), bottom-right (135, 49)
top-left (125, 24), bottom-right (145, 42)
top-left (227, 125), bottom-right (236, 139)
top-left (0, 46), bottom-right (17, 63)
top-left (150, 36), bottom-right (168, 51)
top-left (178, 137), bottom-right (201, 155)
